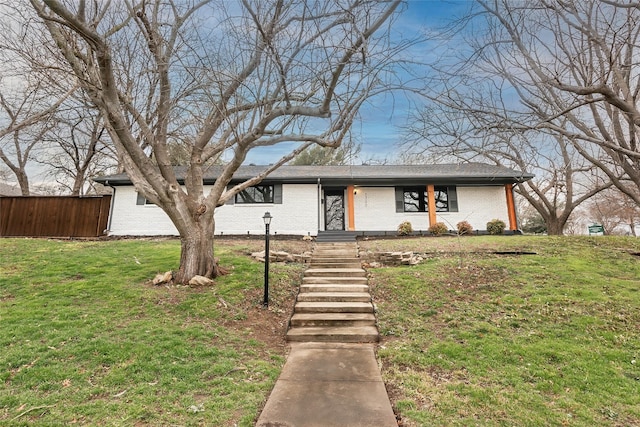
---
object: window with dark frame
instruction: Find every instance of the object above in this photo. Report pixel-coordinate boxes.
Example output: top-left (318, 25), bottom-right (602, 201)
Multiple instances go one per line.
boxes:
top-left (401, 186), bottom-right (451, 212)
top-left (433, 187), bottom-right (449, 212)
top-left (403, 187), bottom-right (428, 212)
top-left (235, 185), bottom-right (274, 204)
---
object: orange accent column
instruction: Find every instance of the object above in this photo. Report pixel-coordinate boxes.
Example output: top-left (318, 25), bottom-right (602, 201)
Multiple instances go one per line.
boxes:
top-left (347, 185), bottom-right (355, 231)
top-left (505, 184), bottom-right (517, 230)
top-left (427, 185), bottom-right (436, 227)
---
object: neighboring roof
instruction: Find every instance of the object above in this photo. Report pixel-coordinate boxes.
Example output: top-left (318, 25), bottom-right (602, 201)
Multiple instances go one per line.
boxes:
top-left (94, 163), bottom-right (534, 186)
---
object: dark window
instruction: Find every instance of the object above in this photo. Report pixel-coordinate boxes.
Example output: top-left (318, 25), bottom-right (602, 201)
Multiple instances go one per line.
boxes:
top-left (235, 185), bottom-right (274, 204)
top-left (403, 187), bottom-right (428, 212)
top-left (434, 187), bottom-right (449, 212)
top-left (396, 186), bottom-right (458, 213)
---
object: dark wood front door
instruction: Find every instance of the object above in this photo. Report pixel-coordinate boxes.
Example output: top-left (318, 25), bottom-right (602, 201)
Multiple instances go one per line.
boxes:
top-left (324, 190), bottom-right (345, 231)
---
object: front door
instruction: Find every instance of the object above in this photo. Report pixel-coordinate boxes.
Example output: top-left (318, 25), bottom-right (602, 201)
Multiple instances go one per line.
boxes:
top-left (324, 190), bottom-right (345, 231)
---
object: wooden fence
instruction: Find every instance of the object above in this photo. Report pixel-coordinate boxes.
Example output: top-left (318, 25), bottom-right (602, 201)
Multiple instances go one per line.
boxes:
top-left (0, 195), bottom-right (111, 238)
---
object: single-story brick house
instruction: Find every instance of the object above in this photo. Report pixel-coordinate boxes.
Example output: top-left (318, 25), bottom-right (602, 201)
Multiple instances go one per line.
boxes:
top-left (94, 163), bottom-right (533, 236)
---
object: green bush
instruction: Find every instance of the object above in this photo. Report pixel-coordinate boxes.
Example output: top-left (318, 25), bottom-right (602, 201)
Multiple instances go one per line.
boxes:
top-left (397, 221), bottom-right (413, 236)
top-left (457, 221), bottom-right (473, 235)
top-left (487, 219), bottom-right (506, 235)
top-left (428, 222), bottom-right (448, 235)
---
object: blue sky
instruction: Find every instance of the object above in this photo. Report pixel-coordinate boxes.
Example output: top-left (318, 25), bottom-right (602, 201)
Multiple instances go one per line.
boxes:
top-left (243, 0), bottom-right (473, 165)
top-left (15, 1), bottom-right (472, 184)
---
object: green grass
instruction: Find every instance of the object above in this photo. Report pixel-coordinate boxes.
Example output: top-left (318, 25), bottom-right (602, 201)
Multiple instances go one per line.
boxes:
top-left (3, 235), bottom-right (640, 426)
top-left (0, 237), bottom-right (307, 426)
top-left (360, 236), bottom-right (640, 427)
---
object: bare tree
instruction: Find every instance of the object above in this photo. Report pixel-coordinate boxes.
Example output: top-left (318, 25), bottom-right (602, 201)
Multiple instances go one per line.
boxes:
top-left (29, 0), bottom-right (404, 283)
top-left (290, 139), bottom-right (361, 166)
top-left (404, 85), bottom-right (612, 235)
top-left (401, 0), bottom-right (640, 234)
top-left (38, 99), bottom-right (117, 196)
top-left (470, 0), bottom-right (640, 205)
top-left (587, 186), bottom-right (640, 236)
top-left (0, 79), bottom-right (62, 195)
top-left (0, 3), bottom-right (76, 195)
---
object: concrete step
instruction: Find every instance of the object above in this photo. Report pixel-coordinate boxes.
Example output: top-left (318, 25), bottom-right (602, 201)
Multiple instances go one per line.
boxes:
top-left (302, 276), bottom-right (368, 285)
top-left (300, 283), bottom-right (370, 293)
top-left (297, 292), bottom-right (372, 303)
top-left (310, 263), bottom-right (362, 269)
top-left (289, 313), bottom-right (377, 327)
top-left (294, 301), bottom-right (374, 313)
top-left (286, 326), bottom-right (379, 343)
top-left (304, 268), bottom-right (366, 278)
top-left (310, 259), bottom-right (357, 264)
top-left (313, 245), bottom-right (357, 252)
top-left (315, 242), bottom-right (358, 247)
top-left (312, 252), bottom-right (358, 259)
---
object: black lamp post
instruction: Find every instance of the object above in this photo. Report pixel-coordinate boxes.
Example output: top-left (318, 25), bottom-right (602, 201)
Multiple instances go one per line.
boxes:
top-left (262, 212), bottom-right (272, 308)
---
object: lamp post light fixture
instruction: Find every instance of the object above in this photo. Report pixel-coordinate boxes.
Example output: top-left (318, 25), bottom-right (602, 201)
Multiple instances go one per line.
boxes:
top-left (262, 212), bottom-right (272, 308)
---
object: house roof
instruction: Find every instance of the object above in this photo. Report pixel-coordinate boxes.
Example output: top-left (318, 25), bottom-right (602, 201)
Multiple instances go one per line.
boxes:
top-left (94, 163), bottom-right (534, 186)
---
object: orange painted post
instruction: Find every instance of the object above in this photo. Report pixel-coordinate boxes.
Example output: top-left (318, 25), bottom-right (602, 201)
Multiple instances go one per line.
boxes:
top-left (427, 185), bottom-right (436, 227)
top-left (505, 184), bottom-right (518, 230)
top-left (347, 185), bottom-right (356, 231)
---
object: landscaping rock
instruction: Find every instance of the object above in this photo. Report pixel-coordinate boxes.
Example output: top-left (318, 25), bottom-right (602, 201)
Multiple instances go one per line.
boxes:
top-left (189, 275), bottom-right (214, 286)
top-left (152, 271), bottom-right (173, 285)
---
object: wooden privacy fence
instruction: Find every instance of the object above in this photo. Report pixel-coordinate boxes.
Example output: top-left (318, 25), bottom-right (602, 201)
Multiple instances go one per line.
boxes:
top-left (0, 195), bottom-right (111, 238)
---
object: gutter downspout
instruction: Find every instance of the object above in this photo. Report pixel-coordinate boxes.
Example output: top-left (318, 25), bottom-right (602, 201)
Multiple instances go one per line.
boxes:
top-left (104, 180), bottom-right (115, 235)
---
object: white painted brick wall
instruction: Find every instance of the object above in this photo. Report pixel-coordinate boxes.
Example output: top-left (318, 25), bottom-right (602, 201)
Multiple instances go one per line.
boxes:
top-left (108, 184), bottom-right (510, 236)
top-left (215, 184), bottom-right (318, 236)
top-left (353, 186), bottom-right (509, 232)
top-left (437, 186), bottom-right (508, 230)
top-left (108, 184), bottom-right (318, 236)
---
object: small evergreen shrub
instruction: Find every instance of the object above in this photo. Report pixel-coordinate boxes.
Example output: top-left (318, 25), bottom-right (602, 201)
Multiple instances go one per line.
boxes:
top-left (457, 221), bottom-right (473, 235)
top-left (487, 219), bottom-right (506, 235)
top-left (428, 222), bottom-right (448, 235)
top-left (397, 221), bottom-right (413, 236)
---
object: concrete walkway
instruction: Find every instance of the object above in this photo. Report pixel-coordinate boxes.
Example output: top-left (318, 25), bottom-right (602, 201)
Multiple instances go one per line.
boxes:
top-left (255, 343), bottom-right (397, 427)
top-left (256, 243), bottom-right (397, 427)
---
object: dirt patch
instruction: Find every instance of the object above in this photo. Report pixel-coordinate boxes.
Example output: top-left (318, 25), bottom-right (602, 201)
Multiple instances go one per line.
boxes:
top-left (221, 285), bottom-right (296, 355)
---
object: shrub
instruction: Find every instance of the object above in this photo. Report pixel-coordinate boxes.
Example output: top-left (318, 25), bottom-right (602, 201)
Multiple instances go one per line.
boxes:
top-left (397, 221), bottom-right (413, 236)
top-left (457, 221), bottom-right (473, 235)
top-left (486, 219), bottom-right (506, 235)
top-left (428, 222), bottom-right (448, 235)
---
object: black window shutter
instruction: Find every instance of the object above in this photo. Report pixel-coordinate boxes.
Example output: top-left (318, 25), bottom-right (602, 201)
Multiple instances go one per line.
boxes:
top-left (136, 192), bottom-right (146, 205)
top-left (395, 187), bottom-right (404, 212)
top-left (448, 186), bottom-right (458, 212)
top-left (273, 184), bottom-right (282, 204)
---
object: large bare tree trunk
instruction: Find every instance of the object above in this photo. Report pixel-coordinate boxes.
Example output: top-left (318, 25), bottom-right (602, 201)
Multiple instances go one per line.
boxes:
top-left (545, 218), bottom-right (565, 236)
top-left (175, 213), bottom-right (219, 283)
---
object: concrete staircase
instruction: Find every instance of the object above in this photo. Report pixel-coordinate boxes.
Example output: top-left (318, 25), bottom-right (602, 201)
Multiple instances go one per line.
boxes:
top-left (315, 230), bottom-right (357, 242)
top-left (286, 242), bottom-right (379, 343)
